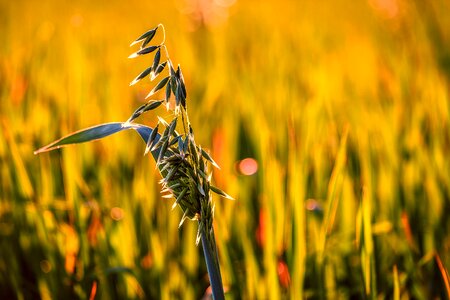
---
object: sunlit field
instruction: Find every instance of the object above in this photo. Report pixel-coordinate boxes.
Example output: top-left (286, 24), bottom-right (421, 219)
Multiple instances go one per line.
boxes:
top-left (1, 0), bottom-right (449, 299)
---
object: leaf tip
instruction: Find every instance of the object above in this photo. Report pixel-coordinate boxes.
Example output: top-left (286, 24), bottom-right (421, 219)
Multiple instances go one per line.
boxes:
top-left (226, 194), bottom-right (235, 201)
top-left (145, 91), bottom-right (154, 99)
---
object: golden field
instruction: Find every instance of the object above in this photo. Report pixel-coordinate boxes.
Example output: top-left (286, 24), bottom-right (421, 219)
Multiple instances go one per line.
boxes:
top-left (0, 0), bottom-right (449, 299)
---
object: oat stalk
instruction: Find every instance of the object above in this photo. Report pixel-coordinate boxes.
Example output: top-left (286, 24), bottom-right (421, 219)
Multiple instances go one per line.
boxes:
top-left (128, 24), bottom-right (228, 299)
top-left (34, 24), bottom-right (230, 299)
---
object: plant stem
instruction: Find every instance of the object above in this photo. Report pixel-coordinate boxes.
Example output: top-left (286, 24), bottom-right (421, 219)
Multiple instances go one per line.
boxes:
top-left (200, 226), bottom-right (225, 300)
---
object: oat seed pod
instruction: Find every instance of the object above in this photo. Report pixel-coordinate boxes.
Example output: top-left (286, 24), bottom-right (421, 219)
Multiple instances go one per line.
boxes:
top-left (128, 24), bottom-right (231, 299)
top-left (33, 23), bottom-right (230, 300)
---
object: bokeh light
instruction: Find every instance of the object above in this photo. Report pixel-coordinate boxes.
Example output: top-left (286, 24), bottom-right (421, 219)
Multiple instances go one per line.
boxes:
top-left (110, 207), bottom-right (124, 221)
top-left (237, 157), bottom-right (258, 175)
top-left (40, 260), bottom-right (52, 274)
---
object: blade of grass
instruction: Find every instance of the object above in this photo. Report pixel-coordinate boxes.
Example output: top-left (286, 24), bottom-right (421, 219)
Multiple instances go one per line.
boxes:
top-left (393, 265), bottom-right (400, 300)
top-left (34, 122), bottom-right (158, 155)
top-left (317, 126), bottom-right (349, 262)
top-left (435, 252), bottom-right (450, 299)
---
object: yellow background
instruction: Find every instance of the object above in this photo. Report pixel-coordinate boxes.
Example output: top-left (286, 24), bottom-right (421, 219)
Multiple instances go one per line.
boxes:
top-left (0, 0), bottom-right (449, 298)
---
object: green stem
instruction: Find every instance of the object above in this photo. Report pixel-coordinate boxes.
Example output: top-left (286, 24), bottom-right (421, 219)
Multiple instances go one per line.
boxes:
top-left (200, 226), bottom-right (225, 300)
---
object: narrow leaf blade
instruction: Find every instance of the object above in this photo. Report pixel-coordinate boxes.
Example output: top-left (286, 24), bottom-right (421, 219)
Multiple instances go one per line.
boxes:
top-left (34, 123), bottom-right (129, 154)
top-left (34, 122), bottom-right (162, 165)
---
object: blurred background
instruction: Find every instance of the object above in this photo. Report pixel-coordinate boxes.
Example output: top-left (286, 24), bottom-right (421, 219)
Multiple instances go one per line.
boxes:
top-left (1, 0), bottom-right (449, 299)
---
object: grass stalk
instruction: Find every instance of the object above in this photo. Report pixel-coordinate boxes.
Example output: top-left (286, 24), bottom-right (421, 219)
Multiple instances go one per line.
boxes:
top-left (201, 227), bottom-right (225, 299)
top-left (34, 24), bottom-right (230, 298)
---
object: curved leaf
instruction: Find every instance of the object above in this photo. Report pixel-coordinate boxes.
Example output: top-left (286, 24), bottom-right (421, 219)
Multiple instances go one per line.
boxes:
top-left (34, 122), bottom-right (160, 158)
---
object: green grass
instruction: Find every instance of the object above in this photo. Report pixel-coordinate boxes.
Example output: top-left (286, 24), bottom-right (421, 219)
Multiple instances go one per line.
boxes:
top-left (1, 0), bottom-right (449, 299)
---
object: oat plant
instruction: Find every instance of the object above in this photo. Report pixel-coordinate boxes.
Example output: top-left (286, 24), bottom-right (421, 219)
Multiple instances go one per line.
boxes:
top-left (35, 24), bottom-right (231, 299)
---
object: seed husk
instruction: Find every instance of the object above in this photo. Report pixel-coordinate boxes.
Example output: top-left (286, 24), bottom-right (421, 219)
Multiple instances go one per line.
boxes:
top-left (201, 148), bottom-right (220, 169)
top-left (145, 123), bottom-right (159, 155)
top-left (130, 67), bottom-right (152, 86)
top-left (129, 45), bottom-right (159, 58)
top-left (197, 182), bottom-right (206, 196)
top-left (168, 118), bottom-right (177, 137)
top-left (172, 187), bottom-right (188, 210)
top-left (152, 48), bottom-right (161, 76)
top-left (210, 185), bottom-right (234, 200)
top-left (143, 100), bottom-right (164, 112)
top-left (157, 139), bottom-right (170, 165)
top-left (165, 80), bottom-right (172, 102)
top-left (146, 76), bottom-right (170, 99)
top-left (169, 135), bottom-right (181, 147)
top-left (179, 210), bottom-right (190, 228)
top-left (197, 168), bottom-right (208, 181)
top-left (130, 27), bottom-right (158, 47)
top-left (127, 103), bottom-right (147, 123)
top-left (152, 62), bottom-right (167, 81)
